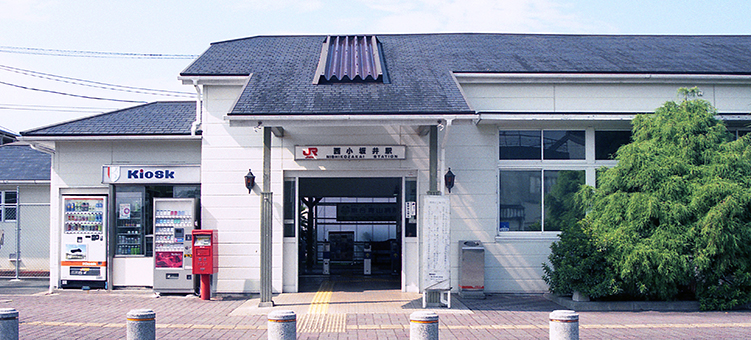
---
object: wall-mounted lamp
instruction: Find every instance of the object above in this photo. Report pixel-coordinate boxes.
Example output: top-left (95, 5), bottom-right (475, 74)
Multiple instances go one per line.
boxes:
top-left (244, 169), bottom-right (256, 193)
top-left (444, 168), bottom-right (455, 193)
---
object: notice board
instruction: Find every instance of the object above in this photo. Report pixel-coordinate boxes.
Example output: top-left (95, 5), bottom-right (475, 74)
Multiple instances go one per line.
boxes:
top-left (422, 195), bottom-right (451, 290)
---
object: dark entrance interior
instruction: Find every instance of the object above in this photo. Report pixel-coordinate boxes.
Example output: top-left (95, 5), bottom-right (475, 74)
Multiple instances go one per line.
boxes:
top-left (298, 177), bottom-right (401, 291)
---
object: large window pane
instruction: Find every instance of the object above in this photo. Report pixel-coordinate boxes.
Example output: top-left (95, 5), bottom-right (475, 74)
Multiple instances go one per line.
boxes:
top-left (499, 170), bottom-right (541, 231)
top-left (543, 131), bottom-right (585, 160)
top-left (4, 191), bottom-right (17, 204)
top-left (543, 170), bottom-right (585, 232)
top-left (283, 180), bottom-right (296, 237)
top-left (500, 131), bottom-right (541, 160)
top-left (595, 130), bottom-right (631, 160)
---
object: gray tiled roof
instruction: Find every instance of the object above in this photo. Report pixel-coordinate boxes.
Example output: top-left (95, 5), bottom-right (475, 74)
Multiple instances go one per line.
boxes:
top-left (21, 101), bottom-right (195, 136)
top-left (0, 144), bottom-right (51, 181)
top-left (181, 33), bottom-right (751, 116)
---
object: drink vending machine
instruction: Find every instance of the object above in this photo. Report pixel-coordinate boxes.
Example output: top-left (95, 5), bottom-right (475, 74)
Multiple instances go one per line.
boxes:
top-left (153, 198), bottom-right (197, 293)
top-left (60, 196), bottom-right (108, 289)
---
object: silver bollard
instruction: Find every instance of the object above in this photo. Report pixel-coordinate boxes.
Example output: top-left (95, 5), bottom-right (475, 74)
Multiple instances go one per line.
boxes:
top-left (268, 310), bottom-right (296, 340)
top-left (410, 310), bottom-right (439, 340)
top-left (0, 308), bottom-right (19, 340)
top-left (126, 309), bottom-right (156, 340)
top-left (549, 310), bottom-right (579, 340)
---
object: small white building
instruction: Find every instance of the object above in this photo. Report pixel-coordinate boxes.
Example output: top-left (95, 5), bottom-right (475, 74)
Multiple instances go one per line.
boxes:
top-left (22, 34), bottom-right (751, 294)
top-left (0, 143), bottom-right (51, 276)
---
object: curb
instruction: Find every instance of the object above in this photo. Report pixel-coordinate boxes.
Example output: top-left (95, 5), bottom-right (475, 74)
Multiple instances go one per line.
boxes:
top-left (543, 293), bottom-right (701, 312)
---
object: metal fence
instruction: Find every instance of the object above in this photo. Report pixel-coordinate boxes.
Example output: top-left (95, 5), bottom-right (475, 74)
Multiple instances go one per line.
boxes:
top-left (0, 202), bottom-right (50, 278)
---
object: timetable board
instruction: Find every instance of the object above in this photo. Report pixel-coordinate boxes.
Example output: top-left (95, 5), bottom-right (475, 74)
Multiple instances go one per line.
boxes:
top-left (422, 195), bottom-right (451, 290)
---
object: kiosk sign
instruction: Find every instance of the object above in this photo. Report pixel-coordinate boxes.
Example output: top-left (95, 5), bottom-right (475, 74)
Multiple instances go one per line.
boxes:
top-left (102, 165), bottom-right (200, 184)
top-left (295, 146), bottom-right (406, 160)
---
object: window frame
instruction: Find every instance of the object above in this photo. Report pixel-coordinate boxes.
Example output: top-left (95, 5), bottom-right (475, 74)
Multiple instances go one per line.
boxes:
top-left (1, 190), bottom-right (18, 222)
top-left (497, 127), bottom-right (627, 237)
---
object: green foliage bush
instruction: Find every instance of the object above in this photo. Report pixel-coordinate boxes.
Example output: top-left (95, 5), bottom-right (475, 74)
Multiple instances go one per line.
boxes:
top-left (543, 89), bottom-right (751, 310)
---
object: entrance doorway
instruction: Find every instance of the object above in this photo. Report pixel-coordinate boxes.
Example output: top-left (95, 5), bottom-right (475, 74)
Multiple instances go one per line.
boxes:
top-left (297, 177), bottom-right (402, 291)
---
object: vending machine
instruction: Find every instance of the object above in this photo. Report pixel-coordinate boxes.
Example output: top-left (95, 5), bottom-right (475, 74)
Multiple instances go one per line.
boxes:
top-left (153, 198), bottom-right (197, 293)
top-left (60, 196), bottom-right (108, 288)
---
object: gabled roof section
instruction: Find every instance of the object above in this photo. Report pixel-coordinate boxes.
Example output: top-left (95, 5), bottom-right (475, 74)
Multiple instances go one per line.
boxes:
top-left (179, 34), bottom-right (751, 117)
top-left (1, 127), bottom-right (18, 145)
top-left (313, 36), bottom-right (385, 84)
top-left (0, 144), bottom-right (51, 181)
top-left (21, 102), bottom-right (196, 137)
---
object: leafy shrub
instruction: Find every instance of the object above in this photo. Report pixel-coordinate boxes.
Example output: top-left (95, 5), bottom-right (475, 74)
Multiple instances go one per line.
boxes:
top-left (543, 89), bottom-right (751, 310)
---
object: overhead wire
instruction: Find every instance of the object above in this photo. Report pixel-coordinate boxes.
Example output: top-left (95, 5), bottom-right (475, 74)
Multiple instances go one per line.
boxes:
top-left (0, 80), bottom-right (148, 103)
top-left (0, 45), bottom-right (199, 59)
top-left (0, 104), bottom-right (116, 113)
top-left (0, 64), bottom-right (196, 98)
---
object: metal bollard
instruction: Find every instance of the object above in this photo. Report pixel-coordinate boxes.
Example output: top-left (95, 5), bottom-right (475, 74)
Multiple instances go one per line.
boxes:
top-left (126, 309), bottom-right (156, 340)
top-left (0, 308), bottom-right (19, 340)
top-left (549, 310), bottom-right (579, 340)
top-left (410, 311), bottom-right (439, 340)
top-left (268, 310), bottom-right (296, 340)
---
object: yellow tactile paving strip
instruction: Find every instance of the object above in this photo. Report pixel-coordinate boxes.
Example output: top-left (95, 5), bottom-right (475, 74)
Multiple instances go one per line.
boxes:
top-left (297, 280), bottom-right (347, 333)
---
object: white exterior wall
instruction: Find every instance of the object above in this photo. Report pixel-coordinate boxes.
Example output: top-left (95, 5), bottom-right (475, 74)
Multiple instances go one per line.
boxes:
top-left (456, 79), bottom-right (751, 293)
top-left (200, 81), bottom-right (434, 293)
top-left (48, 140), bottom-right (200, 287)
top-left (0, 184), bottom-right (50, 273)
top-left (461, 82), bottom-right (751, 113)
top-left (200, 84), bottom-right (269, 293)
top-left (200, 76), bottom-right (751, 295)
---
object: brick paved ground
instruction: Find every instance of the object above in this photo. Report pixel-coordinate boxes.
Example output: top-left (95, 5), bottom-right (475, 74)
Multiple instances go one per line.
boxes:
top-left (1, 279), bottom-right (750, 339)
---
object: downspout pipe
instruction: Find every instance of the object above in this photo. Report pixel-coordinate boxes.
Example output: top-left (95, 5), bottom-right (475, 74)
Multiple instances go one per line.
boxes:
top-left (440, 118), bottom-right (454, 195)
top-left (191, 79), bottom-right (203, 136)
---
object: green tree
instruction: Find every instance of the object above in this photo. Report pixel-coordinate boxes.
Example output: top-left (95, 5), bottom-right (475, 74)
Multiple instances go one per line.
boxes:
top-left (544, 89), bottom-right (751, 310)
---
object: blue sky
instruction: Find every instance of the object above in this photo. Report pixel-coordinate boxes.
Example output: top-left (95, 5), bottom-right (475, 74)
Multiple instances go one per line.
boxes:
top-left (1, 0), bottom-right (749, 133)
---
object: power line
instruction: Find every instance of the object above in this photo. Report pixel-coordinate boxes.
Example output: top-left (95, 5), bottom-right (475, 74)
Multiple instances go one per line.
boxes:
top-left (0, 80), bottom-right (147, 103)
top-left (0, 104), bottom-right (114, 113)
top-left (0, 64), bottom-right (196, 98)
top-left (0, 45), bottom-right (199, 59)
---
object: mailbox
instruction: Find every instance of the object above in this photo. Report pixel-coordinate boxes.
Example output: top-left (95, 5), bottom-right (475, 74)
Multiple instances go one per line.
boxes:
top-left (192, 230), bottom-right (217, 275)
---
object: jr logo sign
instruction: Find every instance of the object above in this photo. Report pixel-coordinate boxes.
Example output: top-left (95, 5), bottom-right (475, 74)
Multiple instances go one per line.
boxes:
top-left (302, 147), bottom-right (318, 159)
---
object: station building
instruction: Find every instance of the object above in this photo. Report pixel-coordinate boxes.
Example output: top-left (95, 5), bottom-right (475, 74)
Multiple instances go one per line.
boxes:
top-left (21, 33), bottom-right (751, 295)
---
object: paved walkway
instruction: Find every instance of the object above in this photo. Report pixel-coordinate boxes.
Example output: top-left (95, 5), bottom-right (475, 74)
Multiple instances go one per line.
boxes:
top-left (1, 278), bottom-right (750, 339)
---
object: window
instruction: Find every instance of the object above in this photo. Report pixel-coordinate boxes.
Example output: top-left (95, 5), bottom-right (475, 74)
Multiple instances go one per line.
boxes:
top-left (500, 130), bottom-right (585, 160)
top-left (1, 191), bottom-right (17, 221)
top-left (283, 180), bottom-right (296, 237)
top-left (498, 128), bottom-right (625, 234)
top-left (595, 130), bottom-right (631, 160)
top-left (499, 170), bottom-right (584, 232)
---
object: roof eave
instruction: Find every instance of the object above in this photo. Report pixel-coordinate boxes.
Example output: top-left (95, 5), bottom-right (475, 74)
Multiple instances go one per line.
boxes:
top-left (225, 112), bottom-right (477, 127)
top-left (454, 72), bottom-right (751, 84)
top-left (19, 134), bottom-right (202, 142)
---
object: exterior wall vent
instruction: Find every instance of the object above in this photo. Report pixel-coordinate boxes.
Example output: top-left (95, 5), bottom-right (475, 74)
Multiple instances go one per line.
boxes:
top-left (314, 36), bottom-right (387, 84)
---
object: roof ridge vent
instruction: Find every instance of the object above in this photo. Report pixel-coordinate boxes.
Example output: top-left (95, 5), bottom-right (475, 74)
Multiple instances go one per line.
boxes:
top-left (314, 35), bottom-right (386, 84)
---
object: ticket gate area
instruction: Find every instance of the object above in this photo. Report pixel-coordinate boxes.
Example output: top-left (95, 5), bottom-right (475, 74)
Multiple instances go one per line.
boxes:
top-left (297, 177), bottom-right (402, 291)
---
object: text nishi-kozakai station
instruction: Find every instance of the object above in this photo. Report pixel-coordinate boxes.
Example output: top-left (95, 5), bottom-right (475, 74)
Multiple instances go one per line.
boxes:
top-left (20, 34), bottom-right (751, 301)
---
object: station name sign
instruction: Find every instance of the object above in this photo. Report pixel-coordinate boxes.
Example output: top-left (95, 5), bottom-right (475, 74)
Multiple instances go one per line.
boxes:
top-left (295, 146), bottom-right (406, 160)
top-left (102, 165), bottom-right (200, 184)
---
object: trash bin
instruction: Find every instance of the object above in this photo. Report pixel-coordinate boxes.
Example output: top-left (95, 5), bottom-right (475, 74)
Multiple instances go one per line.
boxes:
top-left (459, 240), bottom-right (485, 299)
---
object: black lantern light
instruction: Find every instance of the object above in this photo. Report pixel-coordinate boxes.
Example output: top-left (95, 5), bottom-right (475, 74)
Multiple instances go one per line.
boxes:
top-left (444, 168), bottom-right (456, 193)
top-left (244, 169), bottom-right (256, 193)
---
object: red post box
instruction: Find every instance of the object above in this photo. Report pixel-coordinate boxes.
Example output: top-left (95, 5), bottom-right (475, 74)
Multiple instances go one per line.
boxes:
top-left (192, 230), bottom-right (217, 300)
top-left (192, 230), bottom-right (217, 274)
